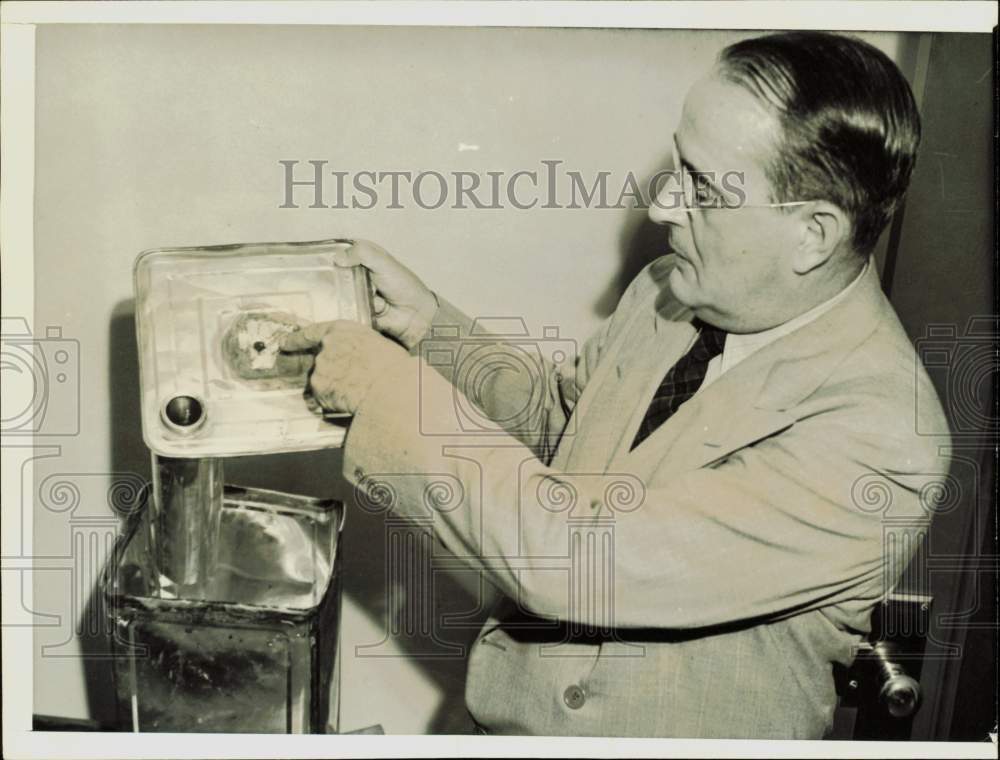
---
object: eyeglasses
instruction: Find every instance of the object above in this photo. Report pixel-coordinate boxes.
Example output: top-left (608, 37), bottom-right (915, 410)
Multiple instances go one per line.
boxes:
top-left (667, 137), bottom-right (815, 213)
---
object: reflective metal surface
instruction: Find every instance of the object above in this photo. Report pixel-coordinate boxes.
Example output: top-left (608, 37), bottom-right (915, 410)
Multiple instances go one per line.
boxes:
top-left (134, 239), bottom-right (375, 457)
top-left (148, 455), bottom-right (224, 599)
top-left (107, 485), bottom-right (344, 733)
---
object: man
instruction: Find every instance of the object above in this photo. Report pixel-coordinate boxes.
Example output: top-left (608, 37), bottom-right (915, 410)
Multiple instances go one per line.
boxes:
top-left (282, 31), bottom-right (950, 738)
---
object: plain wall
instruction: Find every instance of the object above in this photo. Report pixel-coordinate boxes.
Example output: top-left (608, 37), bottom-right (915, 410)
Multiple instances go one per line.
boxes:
top-left (31, 24), bottom-right (910, 731)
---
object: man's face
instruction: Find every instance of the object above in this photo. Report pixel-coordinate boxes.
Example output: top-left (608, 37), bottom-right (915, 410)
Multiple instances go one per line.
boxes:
top-left (649, 72), bottom-right (807, 332)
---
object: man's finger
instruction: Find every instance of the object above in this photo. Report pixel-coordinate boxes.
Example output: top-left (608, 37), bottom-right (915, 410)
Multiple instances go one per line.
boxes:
top-left (279, 321), bottom-right (334, 352)
top-left (332, 246), bottom-right (362, 268)
top-left (334, 240), bottom-right (392, 271)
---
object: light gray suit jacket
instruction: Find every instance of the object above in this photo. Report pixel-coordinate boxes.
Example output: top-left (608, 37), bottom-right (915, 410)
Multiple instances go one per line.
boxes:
top-left (342, 255), bottom-right (951, 738)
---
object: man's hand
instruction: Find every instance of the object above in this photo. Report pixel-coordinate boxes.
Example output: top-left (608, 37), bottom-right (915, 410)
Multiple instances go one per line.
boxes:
top-left (333, 240), bottom-right (438, 351)
top-left (279, 320), bottom-right (408, 415)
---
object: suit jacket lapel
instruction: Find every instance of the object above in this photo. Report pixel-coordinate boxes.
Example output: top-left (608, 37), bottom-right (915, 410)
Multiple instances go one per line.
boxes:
top-left (608, 315), bottom-right (697, 460)
top-left (613, 259), bottom-right (888, 477)
top-left (560, 304), bottom-right (695, 472)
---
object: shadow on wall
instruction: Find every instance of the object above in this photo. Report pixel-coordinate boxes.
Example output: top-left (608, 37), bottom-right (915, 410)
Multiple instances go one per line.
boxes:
top-left (329, 470), bottom-right (498, 735)
top-left (69, 303), bottom-right (153, 727)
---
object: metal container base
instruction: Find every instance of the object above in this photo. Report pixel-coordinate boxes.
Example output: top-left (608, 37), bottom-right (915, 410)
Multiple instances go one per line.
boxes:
top-left (105, 485), bottom-right (343, 734)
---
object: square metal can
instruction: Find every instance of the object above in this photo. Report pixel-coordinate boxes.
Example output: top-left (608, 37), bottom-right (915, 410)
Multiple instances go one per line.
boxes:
top-left (105, 485), bottom-right (344, 733)
top-left (133, 239), bottom-right (375, 458)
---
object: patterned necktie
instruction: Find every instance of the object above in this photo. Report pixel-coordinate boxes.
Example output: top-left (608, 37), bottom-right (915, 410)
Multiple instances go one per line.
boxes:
top-left (630, 319), bottom-right (728, 451)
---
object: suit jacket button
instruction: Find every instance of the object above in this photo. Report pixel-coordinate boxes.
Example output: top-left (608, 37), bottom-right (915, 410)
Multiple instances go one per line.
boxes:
top-left (354, 467), bottom-right (365, 481)
top-left (563, 685), bottom-right (586, 710)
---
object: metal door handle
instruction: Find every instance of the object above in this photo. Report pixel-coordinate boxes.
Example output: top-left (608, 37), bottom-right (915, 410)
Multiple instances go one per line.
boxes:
top-left (871, 641), bottom-right (921, 718)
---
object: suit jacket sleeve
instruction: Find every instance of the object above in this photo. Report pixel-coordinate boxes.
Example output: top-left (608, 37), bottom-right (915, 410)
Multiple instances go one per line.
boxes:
top-left (342, 342), bottom-right (949, 631)
top-left (412, 277), bottom-right (645, 462)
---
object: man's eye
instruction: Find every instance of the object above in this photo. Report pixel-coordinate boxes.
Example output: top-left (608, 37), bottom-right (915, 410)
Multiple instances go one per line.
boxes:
top-left (693, 183), bottom-right (717, 207)
top-left (687, 172), bottom-right (719, 208)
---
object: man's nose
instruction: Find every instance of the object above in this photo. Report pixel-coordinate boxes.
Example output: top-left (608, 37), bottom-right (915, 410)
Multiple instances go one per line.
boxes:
top-left (648, 171), bottom-right (688, 227)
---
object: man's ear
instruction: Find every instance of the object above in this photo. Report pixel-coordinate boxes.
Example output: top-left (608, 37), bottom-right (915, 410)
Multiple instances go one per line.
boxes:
top-left (792, 202), bottom-right (850, 274)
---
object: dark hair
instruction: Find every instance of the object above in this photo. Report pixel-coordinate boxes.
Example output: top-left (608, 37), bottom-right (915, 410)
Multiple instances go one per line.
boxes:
top-left (719, 31), bottom-right (921, 255)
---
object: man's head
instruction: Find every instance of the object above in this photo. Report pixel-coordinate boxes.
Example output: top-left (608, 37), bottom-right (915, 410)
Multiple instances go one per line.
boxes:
top-left (649, 31), bottom-right (921, 332)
